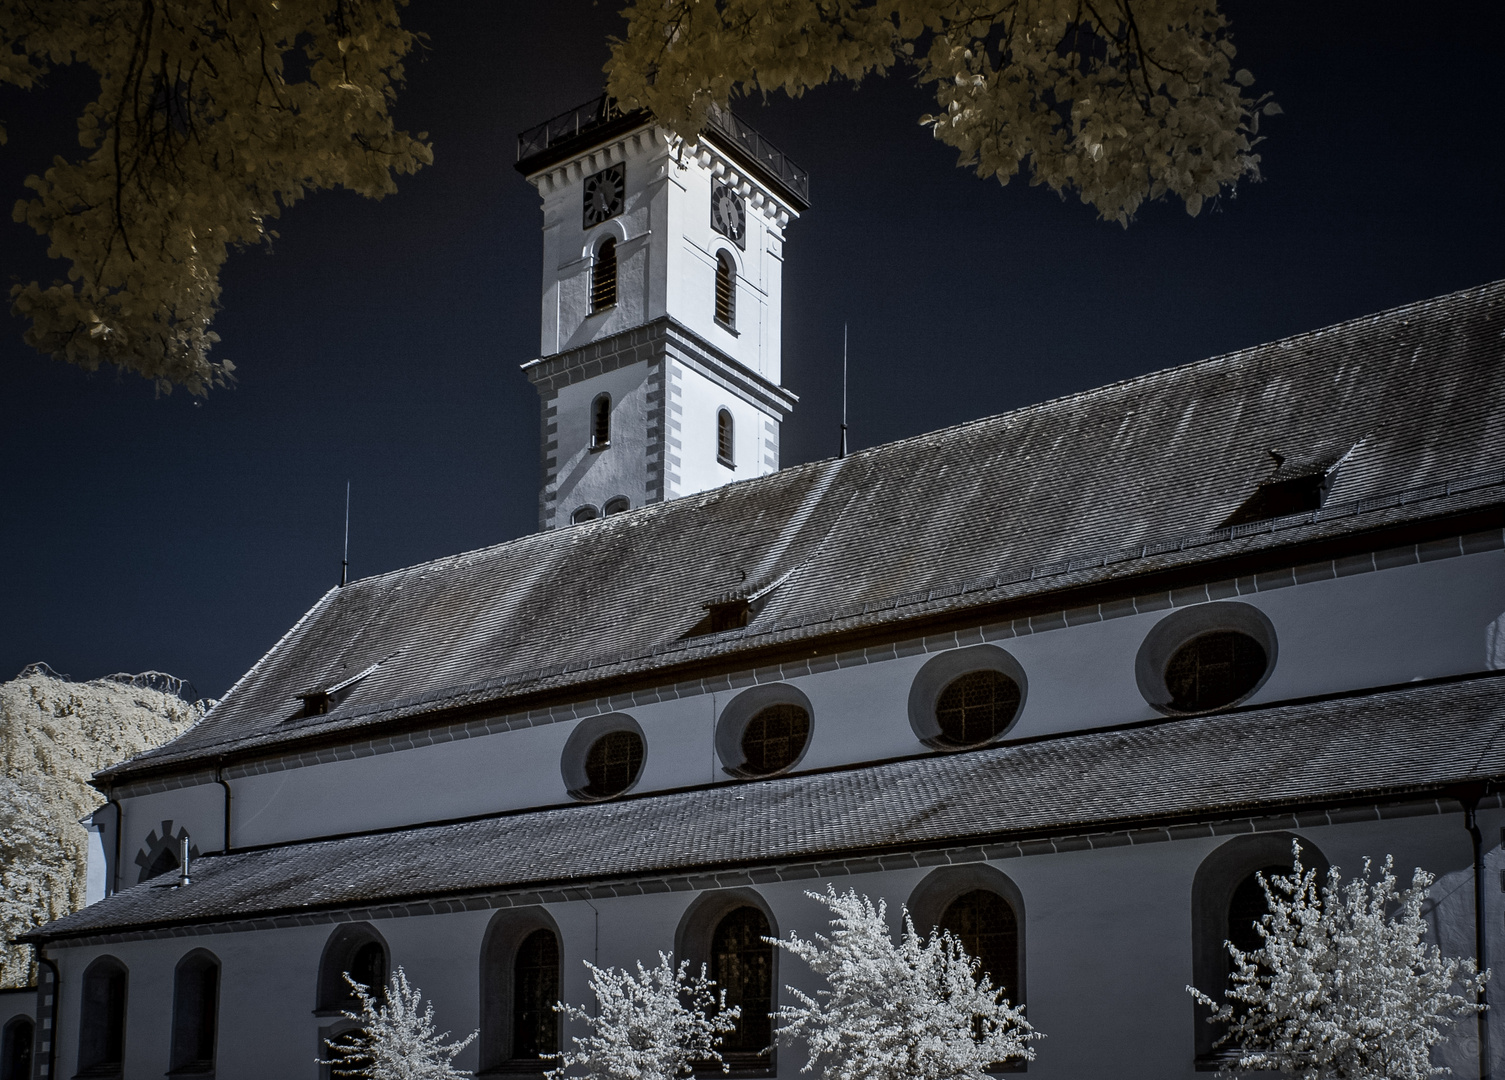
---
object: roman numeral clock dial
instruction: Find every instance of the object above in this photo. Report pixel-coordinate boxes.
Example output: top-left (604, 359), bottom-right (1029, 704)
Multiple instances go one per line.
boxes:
top-left (711, 184), bottom-right (746, 248)
top-left (582, 164), bottom-right (625, 228)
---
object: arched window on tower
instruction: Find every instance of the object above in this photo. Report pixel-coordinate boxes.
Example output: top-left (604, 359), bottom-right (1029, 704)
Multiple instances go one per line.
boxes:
top-left (78, 956), bottom-right (128, 1077)
top-left (592, 238), bottom-right (618, 313)
top-left (170, 950), bottom-right (220, 1074)
top-left (591, 393), bottom-right (611, 450)
top-left (714, 251), bottom-right (736, 328)
top-left (711, 906), bottom-right (773, 1066)
top-left (716, 408), bottom-right (735, 468)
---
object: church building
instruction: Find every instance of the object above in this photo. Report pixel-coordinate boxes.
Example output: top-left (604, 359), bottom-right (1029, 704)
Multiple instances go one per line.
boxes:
top-left (8, 95), bottom-right (1505, 1080)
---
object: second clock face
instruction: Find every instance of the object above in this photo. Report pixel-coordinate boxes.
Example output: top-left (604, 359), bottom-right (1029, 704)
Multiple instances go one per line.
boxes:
top-left (711, 184), bottom-right (746, 248)
top-left (583, 164), bottom-right (625, 228)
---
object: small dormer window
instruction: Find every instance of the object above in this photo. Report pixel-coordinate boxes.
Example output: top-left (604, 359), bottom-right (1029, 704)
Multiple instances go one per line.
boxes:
top-left (571, 505), bottom-right (599, 525)
top-left (714, 251), bottom-right (736, 328)
top-left (603, 496), bottom-right (630, 516)
top-left (717, 408), bottom-right (735, 468)
top-left (591, 393), bottom-right (611, 450)
top-left (591, 238), bottom-right (617, 313)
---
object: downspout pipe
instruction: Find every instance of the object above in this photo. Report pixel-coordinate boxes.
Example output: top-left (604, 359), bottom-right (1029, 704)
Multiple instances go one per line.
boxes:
top-left (1461, 786), bottom-right (1492, 1080)
top-left (106, 793), bottom-right (123, 898)
top-left (215, 765), bottom-right (233, 854)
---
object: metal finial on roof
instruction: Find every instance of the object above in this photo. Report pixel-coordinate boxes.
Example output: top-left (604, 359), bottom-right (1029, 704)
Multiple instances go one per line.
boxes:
top-left (839, 323), bottom-right (848, 460)
top-left (341, 481), bottom-right (350, 588)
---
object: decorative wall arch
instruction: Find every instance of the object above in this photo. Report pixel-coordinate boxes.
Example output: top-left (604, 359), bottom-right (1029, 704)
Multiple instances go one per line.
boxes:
top-left (316, 922), bottom-right (390, 1014)
top-left (479, 907), bottom-right (563, 1074)
top-left (1189, 832), bottom-right (1328, 1064)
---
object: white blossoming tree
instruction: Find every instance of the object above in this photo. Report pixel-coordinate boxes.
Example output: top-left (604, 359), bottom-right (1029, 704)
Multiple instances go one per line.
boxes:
top-left (321, 967), bottom-right (477, 1080)
top-left (548, 952), bottom-right (740, 1080)
top-left (1187, 842), bottom-right (1488, 1080)
top-left (607, 0), bottom-right (1277, 227)
top-left (770, 886), bottom-right (1039, 1080)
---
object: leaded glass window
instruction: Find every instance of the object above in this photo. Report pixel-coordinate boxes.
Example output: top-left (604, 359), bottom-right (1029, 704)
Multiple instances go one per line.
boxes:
top-left (934, 670), bottom-right (1021, 747)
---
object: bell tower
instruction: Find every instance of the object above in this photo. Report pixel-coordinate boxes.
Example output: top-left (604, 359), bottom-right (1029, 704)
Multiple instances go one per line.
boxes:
top-left (516, 97), bottom-right (806, 530)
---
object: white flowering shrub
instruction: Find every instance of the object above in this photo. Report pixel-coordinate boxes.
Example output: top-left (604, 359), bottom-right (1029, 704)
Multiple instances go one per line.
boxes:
top-left (771, 886), bottom-right (1039, 1080)
top-left (0, 665), bottom-right (203, 986)
top-left (321, 967), bottom-right (477, 1080)
top-left (1187, 841), bottom-right (1488, 1079)
top-left (548, 952), bottom-right (739, 1080)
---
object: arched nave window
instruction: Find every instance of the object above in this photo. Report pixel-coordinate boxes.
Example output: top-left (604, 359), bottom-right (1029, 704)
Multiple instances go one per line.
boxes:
top-left (170, 949), bottom-right (220, 1074)
top-left (908, 865), bottom-right (1026, 1009)
top-left (676, 889), bottom-right (777, 1070)
top-left (78, 955), bottom-right (128, 1077)
top-left (1190, 833), bottom-right (1329, 1066)
top-left (479, 908), bottom-right (562, 1071)
top-left (1, 1016), bottom-right (33, 1080)
top-left (316, 923), bottom-right (390, 1014)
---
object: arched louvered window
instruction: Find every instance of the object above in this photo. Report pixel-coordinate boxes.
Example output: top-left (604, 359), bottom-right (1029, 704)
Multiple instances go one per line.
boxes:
top-left (714, 251), bottom-right (736, 328)
top-left (711, 906), bottom-right (773, 1064)
top-left (592, 238), bottom-right (618, 313)
top-left (170, 950), bottom-right (220, 1074)
top-left (2, 1016), bottom-right (33, 1080)
top-left (716, 408), bottom-right (734, 468)
top-left (592, 393), bottom-right (611, 450)
top-left (78, 956), bottom-right (128, 1076)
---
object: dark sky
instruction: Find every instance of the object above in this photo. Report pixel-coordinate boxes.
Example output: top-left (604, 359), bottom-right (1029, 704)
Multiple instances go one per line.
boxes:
top-left (1, 3), bottom-right (1502, 699)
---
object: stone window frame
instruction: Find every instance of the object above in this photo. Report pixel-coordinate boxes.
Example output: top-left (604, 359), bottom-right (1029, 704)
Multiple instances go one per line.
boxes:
top-left (1189, 832), bottom-right (1328, 1068)
top-left (714, 684), bottom-right (814, 778)
top-left (1136, 601), bottom-right (1278, 716)
top-left (168, 947), bottom-right (220, 1076)
top-left (907, 863), bottom-right (1028, 1071)
top-left (561, 713), bottom-right (647, 801)
top-left (907, 644), bottom-right (1029, 751)
top-left (77, 954), bottom-right (128, 1079)
top-left (717, 407), bottom-right (736, 469)
top-left (591, 393), bottom-right (612, 451)
top-left (314, 922), bottom-right (390, 1016)
top-left (478, 907), bottom-right (563, 1077)
top-left (674, 888), bottom-right (779, 1078)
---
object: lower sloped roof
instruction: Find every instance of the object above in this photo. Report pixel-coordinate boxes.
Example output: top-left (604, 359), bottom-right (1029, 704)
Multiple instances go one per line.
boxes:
top-left (32, 673), bottom-right (1505, 943)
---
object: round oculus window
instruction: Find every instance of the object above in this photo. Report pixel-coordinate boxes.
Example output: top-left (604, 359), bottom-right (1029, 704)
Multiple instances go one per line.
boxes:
top-left (934, 669), bottom-right (1022, 748)
top-left (583, 729), bottom-right (644, 798)
top-left (1163, 629), bottom-right (1268, 713)
top-left (739, 703), bottom-right (810, 776)
top-left (1134, 601), bottom-right (1277, 716)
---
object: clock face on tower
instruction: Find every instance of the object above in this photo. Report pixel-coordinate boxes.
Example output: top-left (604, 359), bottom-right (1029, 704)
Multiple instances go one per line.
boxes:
top-left (710, 184), bottom-right (746, 249)
top-left (582, 164), bottom-right (625, 228)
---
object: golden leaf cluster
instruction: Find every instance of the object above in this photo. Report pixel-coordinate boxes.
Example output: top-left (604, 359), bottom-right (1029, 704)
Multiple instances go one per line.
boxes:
top-left (3, 0), bottom-right (431, 394)
top-left (606, 0), bottom-right (1276, 225)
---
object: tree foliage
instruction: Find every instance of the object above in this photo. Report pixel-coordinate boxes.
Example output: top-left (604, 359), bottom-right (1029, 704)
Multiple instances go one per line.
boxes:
top-left (607, 0), bottom-right (1276, 225)
top-left (548, 952), bottom-right (740, 1080)
top-left (1187, 842), bottom-right (1488, 1080)
top-left (3, 0), bottom-right (431, 394)
top-left (0, 664), bottom-right (203, 986)
top-left (321, 967), bottom-right (477, 1080)
top-left (771, 886), bottom-right (1038, 1080)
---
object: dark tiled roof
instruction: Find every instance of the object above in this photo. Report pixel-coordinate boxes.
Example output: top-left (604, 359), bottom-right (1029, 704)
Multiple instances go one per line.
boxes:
top-left (39, 675), bottom-right (1505, 942)
top-left (106, 281), bottom-right (1505, 779)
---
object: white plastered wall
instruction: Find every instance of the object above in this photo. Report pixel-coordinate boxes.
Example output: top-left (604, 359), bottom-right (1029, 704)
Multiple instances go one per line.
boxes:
top-left (39, 808), bottom-right (1495, 1080)
top-left (552, 358), bottom-right (652, 521)
top-left (114, 545), bottom-right (1505, 853)
top-left (670, 361), bottom-right (779, 498)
